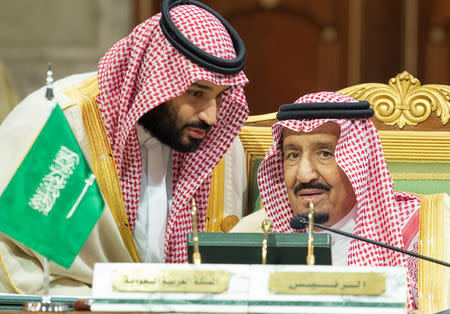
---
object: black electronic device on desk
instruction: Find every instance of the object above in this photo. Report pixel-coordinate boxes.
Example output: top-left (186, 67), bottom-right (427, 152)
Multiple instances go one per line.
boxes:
top-left (187, 232), bottom-right (331, 265)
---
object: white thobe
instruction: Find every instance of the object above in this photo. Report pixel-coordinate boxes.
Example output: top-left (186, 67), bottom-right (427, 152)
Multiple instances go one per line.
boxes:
top-left (316, 204), bottom-right (357, 266)
top-left (134, 124), bottom-right (173, 263)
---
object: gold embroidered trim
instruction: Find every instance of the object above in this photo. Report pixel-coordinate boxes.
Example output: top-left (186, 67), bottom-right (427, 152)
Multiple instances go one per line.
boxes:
top-left (0, 250), bottom-right (21, 294)
top-left (206, 158), bottom-right (225, 232)
top-left (61, 75), bottom-right (98, 105)
top-left (61, 103), bottom-right (78, 111)
top-left (78, 96), bottom-right (141, 263)
top-left (418, 193), bottom-right (447, 312)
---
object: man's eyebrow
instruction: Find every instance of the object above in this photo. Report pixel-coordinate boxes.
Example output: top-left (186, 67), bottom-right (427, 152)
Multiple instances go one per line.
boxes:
top-left (283, 143), bottom-right (299, 150)
top-left (315, 142), bottom-right (334, 150)
top-left (191, 82), bottom-right (212, 90)
top-left (190, 83), bottom-right (231, 93)
top-left (282, 142), bottom-right (334, 150)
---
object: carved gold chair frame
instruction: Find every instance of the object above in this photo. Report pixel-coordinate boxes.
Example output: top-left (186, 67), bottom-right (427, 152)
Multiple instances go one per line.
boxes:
top-left (239, 71), bottom-right (450, 196)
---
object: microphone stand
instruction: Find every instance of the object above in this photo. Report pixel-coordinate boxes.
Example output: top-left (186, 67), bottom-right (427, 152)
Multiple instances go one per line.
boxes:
top-left (191, 199), bottom-right (202, 265)
top-left (306, 201), bottom-right (315, 265)
top-left (261, 219), bottom-right (273, 264)
top-left (294, 216), bottom-right (450, 268)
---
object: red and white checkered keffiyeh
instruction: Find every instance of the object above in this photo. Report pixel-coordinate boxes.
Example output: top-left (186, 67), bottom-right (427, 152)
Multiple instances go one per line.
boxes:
top-left (96, 5), bottom-right (248, 263)
top-left (258, 92), bottom-right (420, 310)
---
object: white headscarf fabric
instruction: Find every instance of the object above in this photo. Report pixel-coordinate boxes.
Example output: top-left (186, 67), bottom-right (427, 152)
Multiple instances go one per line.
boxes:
top-left (258, 92), bottom-right (420, 310)
top-left (97, 5), bottom-right (249, 262)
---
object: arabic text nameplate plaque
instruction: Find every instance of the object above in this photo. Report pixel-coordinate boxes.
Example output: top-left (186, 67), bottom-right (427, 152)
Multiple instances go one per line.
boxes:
top-left (112, 269), bottom-right (230, 293)
top-left (269, 272), bottom-right (385, 295)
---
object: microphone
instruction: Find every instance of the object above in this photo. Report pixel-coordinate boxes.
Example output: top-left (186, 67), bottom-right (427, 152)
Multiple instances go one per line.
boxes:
top-left (290, 215), bottom-right (308, 230)
top-left (290, 215), bottom-right (450, 268)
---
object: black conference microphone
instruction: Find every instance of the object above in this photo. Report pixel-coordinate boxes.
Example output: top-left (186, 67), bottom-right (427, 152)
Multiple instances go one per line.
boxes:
top-left (290, 215), bottom-right (450, 268)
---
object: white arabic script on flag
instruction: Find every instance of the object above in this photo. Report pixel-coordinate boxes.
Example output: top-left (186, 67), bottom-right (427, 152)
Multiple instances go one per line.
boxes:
top-left (28, 146), bottom-right (79, 215)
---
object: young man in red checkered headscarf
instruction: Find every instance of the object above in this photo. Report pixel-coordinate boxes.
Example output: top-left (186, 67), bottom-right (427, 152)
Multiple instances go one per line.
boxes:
top-left (233, 91), bottom-right (437, 310)
top-left (0, 2), bottom-right (248, 295)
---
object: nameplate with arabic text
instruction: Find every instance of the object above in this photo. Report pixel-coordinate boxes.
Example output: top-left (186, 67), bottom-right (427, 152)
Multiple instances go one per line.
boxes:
top-left (112, 269), bottom-right (230, 293)
top-left (269, 272), bottom-right (385, 295)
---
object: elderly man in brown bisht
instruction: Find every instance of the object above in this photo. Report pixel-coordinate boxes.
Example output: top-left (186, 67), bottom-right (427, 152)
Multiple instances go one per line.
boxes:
top-left (233, 91), bottom-right (450, 312)
top-left (0, 0), bottom-right (248, 295)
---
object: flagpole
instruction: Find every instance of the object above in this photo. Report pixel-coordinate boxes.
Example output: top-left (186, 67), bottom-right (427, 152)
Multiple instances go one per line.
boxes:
top-left (40, 63), bottom-right (55, 308)
top-left (23, 63), bottom-right (67, 312)
top-left (42, 257), bottom-right (50, 297)
top-left (45, 62), bottom-right (56, 119)
top-left (41, 63), bottom-right (53, 304)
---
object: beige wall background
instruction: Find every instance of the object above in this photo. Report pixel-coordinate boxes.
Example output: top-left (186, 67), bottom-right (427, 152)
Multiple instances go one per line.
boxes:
top-left (0, 0), bottom-right (134, 123)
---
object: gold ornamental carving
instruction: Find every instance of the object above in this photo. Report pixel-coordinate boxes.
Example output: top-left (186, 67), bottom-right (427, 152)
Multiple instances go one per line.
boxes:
top-left (338, 71), bottom-right (450, 129)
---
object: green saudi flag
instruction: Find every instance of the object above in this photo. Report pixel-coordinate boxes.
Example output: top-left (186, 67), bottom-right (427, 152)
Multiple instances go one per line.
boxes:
top-left (0, 105), bottom-right (104, 268)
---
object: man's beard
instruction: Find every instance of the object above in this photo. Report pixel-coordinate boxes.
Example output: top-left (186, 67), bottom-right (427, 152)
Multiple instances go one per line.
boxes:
top-left (296, 212), bottom-right (330, 224)
top-left (293, 182), bottom-right (331, 224)
top-left (138, 102), bottom-right (212, 153)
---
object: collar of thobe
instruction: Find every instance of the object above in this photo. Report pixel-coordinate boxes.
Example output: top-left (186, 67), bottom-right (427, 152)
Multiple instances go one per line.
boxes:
top-left (136, 123), bottom-right (160, 148)
top-left (331, 203), bottom-right (357, 231)
top-left (316, 204), bottom-right (358, 244)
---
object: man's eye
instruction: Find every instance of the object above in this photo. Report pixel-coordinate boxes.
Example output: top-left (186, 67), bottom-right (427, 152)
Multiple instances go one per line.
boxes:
top-left (188, 90), bottom-right (203, 97)
top-left (320, 151), bottom-right (332, 158)
top-left (287, 152), bottom-right (300, 160)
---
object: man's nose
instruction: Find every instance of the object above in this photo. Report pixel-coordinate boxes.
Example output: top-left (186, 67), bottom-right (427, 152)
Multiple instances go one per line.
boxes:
top-left (296, 157), bottom-right (319, 183)
top-left (197, 99), bottom-right (218, 126)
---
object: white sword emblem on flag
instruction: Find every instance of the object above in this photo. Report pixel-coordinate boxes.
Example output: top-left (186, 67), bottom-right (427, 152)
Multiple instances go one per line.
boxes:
top-left (66, 173), bottom-right (96, 219)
